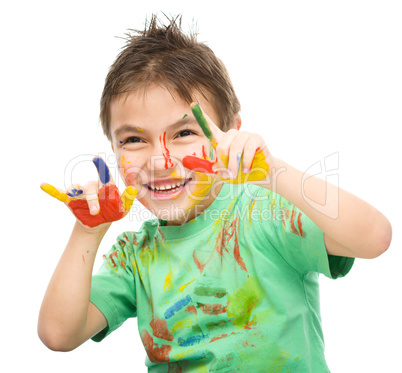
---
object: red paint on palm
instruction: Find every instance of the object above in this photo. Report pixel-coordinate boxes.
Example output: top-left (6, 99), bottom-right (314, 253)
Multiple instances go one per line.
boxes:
top-left (68, 185), bottom-right (124, 228)
top-left (183, 155), bottom-right (217, 174)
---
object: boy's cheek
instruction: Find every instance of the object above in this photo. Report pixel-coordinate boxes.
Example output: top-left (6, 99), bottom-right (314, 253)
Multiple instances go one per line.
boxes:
top-left (184, 172), bottom-right (215, 204)
top-left (117, 155), bottom-right (144, 185)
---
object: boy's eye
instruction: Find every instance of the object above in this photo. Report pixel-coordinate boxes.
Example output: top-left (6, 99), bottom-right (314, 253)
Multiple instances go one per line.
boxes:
top-left (123, 136), bottom-right (143, 144)
top-left (176, 130), bottom-right (195, 138)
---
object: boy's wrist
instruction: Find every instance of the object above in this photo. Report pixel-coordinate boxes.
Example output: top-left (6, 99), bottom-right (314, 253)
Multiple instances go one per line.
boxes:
top-left (255, 156), bottom-right (286, 192)
top-left (73, 220), bottom-right (111, 243)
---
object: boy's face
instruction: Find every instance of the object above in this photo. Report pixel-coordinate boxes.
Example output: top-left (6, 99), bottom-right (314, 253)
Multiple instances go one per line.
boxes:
top-left (110, 85), bottom-right (224, 225)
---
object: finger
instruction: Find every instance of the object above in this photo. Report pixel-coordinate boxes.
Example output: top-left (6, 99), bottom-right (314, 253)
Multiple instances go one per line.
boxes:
top-left (66, 184), bottom-right (84, 199)
top-left (182, 155), bottom-right (219, 174)
top-left (40, 183), bottom-right (71, 203)
top-left (83, 181), bottom-right (100, 215)
top-left (241, 139), bottom-right (263, 174)
top-left (242, 145), bottom-right (270, 182)
top-left (120, 186), bottom-right (138, 213)
top-left (214, 129), bottom-right (240, 180)
top-left (190, 103), bottom-right (223, 158)
top-left (226, 132), bottom-right (252, 179)
top-left (93, 156), bottom-right (114, 187)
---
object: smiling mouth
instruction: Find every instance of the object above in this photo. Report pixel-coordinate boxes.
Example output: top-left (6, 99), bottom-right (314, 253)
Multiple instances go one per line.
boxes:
top-left (146, 178), bottom-right (192, 193)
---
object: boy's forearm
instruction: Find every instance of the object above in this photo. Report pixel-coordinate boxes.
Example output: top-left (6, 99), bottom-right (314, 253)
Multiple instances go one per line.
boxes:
top-left (38, 221), bottom-right (109, 348)
top-left (258, 158), bottom-right (391, 258)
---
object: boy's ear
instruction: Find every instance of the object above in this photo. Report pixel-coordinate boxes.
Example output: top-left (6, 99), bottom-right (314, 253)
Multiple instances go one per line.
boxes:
top-left (234, 114), bottom-right (241, 130)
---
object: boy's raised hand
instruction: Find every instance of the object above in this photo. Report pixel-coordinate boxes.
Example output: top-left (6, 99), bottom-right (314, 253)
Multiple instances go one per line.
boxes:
top-left (40, 156), bottom-right (138, 230)
top-left (183, 103), bottom-right (273, 184)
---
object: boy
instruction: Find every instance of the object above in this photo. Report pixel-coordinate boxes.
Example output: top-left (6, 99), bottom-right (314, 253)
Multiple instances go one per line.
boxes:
top-left (38, 15), bottom-right (392, 372)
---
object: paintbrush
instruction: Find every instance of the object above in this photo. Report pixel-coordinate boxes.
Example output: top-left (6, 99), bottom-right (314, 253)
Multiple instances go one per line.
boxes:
top-left (191, 103), bottom-right (214, 161)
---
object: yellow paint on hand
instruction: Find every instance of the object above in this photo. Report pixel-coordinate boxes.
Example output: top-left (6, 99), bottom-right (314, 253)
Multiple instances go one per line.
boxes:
top-left (41, 183), bottom-right (71, 203)
top-left (179, 277), bottom-right (195, 291)
top-left (121, 186), bottom-right (138, 211)
top-left (219, 150), bottom-right (270, 184)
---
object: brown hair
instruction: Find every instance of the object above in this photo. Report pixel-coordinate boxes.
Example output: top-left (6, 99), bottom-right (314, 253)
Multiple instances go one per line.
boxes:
top-left (100, 14), bottom-right (241, 141)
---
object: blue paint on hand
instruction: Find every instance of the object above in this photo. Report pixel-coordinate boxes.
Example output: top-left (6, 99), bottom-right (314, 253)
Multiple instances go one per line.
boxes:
top-left (93, 157), bottom-right (111, 185)
top-left (67, 188), bottom-right (83, 197)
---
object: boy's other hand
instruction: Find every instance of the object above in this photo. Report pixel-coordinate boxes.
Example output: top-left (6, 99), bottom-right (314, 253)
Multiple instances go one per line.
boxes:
top-left (184, 103), bottom-right (275, 184)
top-left (40, 156), bottom-right (138, 232)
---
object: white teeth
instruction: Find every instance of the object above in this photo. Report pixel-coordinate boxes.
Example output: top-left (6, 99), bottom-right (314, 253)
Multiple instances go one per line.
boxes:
top-left (149, 180), bottom-right (188, 192)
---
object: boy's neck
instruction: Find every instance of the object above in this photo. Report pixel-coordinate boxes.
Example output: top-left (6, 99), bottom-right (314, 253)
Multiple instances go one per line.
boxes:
top-left (165, 181), bottom-right (223, 226)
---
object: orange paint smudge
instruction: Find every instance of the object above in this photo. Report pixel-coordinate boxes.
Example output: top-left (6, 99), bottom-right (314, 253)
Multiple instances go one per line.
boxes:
top-left (297, 212), bottom-right (305, 237)
top-left (290, 208), bottom-right (300, 236)
top-left (193, 216), bottom-right (247, 273)
top-left (185, 305), bottom-right (197, 315)
top-left (150, 317), bottom-right (174, 341)
top-left (197, 302), bottom-right (227, 315)
top-left (210, 334), bottom-right (228, 342)
top-left (140, 329), bottom-right (172, 363)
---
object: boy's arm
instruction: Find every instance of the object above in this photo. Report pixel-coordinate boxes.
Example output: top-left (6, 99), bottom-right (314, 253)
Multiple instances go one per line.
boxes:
top-left (38, 221), bottom-right (108, 351)
top-left (186, 104), bottom-right (392, 259)
top-left (38, 157), bottom-right (137, 351)
top-left (260, 158), bottom-right (392, 259)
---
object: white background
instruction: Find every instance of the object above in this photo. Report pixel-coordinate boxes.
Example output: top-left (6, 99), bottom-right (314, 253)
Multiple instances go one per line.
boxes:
top-left (1, 1), bottom-right (401, 372)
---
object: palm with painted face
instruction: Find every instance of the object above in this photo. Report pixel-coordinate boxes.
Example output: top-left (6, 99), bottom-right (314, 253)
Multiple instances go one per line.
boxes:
top-left (41, 156), bottom-right (137, 230)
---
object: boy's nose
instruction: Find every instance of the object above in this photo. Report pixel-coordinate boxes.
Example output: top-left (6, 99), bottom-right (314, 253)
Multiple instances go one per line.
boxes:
top-left (148, 154), bottom-right (177, 171)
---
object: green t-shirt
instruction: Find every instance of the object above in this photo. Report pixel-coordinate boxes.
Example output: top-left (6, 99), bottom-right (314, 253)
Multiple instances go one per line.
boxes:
top-left (90, 182), bottom-right (354, 372)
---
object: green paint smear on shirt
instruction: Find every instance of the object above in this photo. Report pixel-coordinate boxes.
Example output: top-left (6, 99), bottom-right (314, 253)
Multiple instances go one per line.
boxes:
top-left (226, 276), bottom-right (264, 329)
top-left (194, 286), bottom-right (227, 298)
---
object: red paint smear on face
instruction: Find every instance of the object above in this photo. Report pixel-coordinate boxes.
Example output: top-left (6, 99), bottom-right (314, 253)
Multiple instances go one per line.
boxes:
top-left (140, 329), bottom-right (172, 363)
top-left (183, 155), bottom-right (217, 174)
top-left (159, 132), bottom-right (174, 169)
top-left (150, 317), bottom-right (174, 341)
top-left (68, 185), bottom-right (124, 228)
top-left (201, 145), bottom-right (208, 159)
top-left (185, 305), bottom-right (197, 315)
top-left (197, 302), bottom-right (227, 315)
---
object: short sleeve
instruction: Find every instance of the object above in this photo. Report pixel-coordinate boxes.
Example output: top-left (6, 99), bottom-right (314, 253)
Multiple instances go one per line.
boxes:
top-left (252, 188), bottom-right (354, 279)
top-left (90, 232), bottom-right (137, 342)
